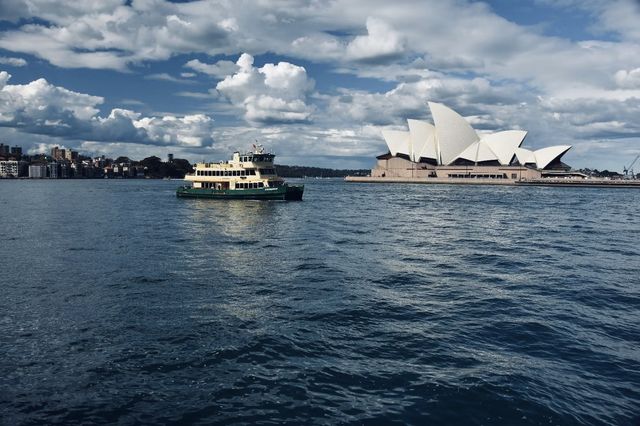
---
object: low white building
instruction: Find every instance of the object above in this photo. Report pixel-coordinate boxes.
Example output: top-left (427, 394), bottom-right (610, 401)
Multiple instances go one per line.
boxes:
top-left (0, 160), bottom-right (18, 178)
top-left (29, 164), bottom-right (48, 178)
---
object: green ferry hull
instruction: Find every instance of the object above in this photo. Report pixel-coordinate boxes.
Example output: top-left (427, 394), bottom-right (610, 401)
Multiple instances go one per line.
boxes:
top-left (176, 184), bottom-right (304, 200)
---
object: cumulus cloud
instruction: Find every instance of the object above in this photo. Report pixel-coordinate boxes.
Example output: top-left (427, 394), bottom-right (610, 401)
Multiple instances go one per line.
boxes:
top-left (0, 0), bottom-right (637, 98)
top-left (614, 68), bottom-right (640, 89)
top-left (0, 71), bottom-right (215, 147)
top-left (215, 53), bottom-right (314, 124)
top-left (0, 0), bottom-right (235, 70)
top-left (326, 72), bottom-right (527, 126)
top-left (345, 17), bottom-right (406, 63)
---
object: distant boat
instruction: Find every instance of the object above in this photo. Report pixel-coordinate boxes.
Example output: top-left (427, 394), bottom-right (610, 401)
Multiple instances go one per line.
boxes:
top-left (176, 146), bottom-right (304, 200)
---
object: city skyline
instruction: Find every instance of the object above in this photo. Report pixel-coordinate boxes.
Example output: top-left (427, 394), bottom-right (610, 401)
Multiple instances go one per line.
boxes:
top-left (1, 0), bottom-right (640, 171)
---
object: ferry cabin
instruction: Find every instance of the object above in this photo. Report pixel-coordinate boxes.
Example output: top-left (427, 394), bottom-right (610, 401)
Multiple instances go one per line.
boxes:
top-left (188, 152), bottom-right (284, 190)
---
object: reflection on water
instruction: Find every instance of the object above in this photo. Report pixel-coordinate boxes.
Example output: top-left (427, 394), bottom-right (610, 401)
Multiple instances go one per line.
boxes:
top-left (181, 199), bottom-right (300, 279)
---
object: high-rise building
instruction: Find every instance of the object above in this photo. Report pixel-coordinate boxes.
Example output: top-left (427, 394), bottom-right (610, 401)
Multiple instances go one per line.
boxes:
top-left (0, 143), bottom-right (9, 157)
top-left (10, 146), bottom-right (22, 158)
top-left (168, 153), bottom-right (174, 162)
top-left (51, 146), bottom-right (67, 161)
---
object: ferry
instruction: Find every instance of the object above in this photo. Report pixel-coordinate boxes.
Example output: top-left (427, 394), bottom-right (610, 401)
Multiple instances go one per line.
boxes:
top-left (176, 145), bottom-right (304, 200)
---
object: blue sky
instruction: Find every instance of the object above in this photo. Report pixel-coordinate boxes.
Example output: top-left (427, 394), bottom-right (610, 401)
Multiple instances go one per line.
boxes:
top-left (1, 0), bottom-right (639, 170)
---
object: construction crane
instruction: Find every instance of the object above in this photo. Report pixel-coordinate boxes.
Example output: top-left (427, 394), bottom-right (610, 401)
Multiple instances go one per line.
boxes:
top-left (623, 154), bottom-right (640, 179)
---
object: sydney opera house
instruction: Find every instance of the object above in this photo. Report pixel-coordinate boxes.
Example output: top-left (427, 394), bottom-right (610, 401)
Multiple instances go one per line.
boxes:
top-left (370, 102), bottom-right (573, 181)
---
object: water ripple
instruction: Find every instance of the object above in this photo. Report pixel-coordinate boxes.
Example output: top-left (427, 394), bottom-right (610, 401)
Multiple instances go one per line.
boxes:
top-left (0, 179), bottom-right (639, 424)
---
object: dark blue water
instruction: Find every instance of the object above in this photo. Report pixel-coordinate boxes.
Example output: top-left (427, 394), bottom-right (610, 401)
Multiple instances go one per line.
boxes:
top-left (1, 179), bottom-right (639, 425)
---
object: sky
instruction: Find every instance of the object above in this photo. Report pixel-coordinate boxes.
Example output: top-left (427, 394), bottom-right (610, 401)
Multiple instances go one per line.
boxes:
top-left (0, 0), bottom-right (639, 170)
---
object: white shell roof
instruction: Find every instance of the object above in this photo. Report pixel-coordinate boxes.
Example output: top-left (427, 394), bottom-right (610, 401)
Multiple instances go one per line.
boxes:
top-left (480, 130), bottom-right (527, 165)
top-left (428, 102), bottom-right (479, 165)
top-left (407, 119), bottom-right (437, 162)
top-left (514, 147), bottom-right (536, 165)
top-left (379, 102), bottom-right (571, 170)
top-left (456, 140), bottom-right (499, 163)
top-left (534, 145), bottom-right (572, 169)
top-left (381, 130), bottom-right (411, 157)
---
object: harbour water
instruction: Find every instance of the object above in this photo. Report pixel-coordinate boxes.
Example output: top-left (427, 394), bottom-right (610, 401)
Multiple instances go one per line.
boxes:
top-left (1, 179), bottom-right (639, 425)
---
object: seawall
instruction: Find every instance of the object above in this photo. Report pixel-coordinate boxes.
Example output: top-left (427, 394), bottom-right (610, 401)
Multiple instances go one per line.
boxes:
top-left (345, 176), bottom-right (640, 188)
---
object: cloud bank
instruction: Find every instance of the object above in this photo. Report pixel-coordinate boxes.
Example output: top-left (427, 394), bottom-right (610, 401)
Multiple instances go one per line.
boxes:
top-left (0, 71), bottom-right (215, 147)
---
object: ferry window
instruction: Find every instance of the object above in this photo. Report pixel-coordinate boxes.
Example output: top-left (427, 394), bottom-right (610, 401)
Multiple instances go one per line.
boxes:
top-left (224, 171), bottom-right (228, 176)
top-left (258, 182), bottom-right (263, 188)
top-left (511, 173), bottom-right (517, 179)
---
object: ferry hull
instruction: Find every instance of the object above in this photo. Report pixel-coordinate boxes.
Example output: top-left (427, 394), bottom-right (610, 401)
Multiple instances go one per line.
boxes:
top-left (176, 184), bottom-right (304, 200)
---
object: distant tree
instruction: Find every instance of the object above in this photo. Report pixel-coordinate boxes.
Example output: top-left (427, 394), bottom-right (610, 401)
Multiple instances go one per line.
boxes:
top-left (114, 156), bottom-right (131, 164)
top-left (275, 164), bottom-right (369, 178)
top-left (138, 156), bottom-right (192, 178)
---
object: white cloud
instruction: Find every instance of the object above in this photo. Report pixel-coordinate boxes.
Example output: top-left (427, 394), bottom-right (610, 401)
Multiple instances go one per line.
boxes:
top-left (0, 1), bottom-right (234, 70)
top-left (0, 0), bottom-right (636, 99)
top-left (184, 58), bottom-right (238, 78)
top-left (0, 71), bottom-right (215, 147)
top-left (215, 53), bottom-right (314, 124)
top-left (0, 56), bottom-right (27, 67)
top-left (614, 68), bottom-right (640, 89)
top-left (345, 17), bottom-right (406, 63)
top-left (144, 73), bottom-right (195, 84)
